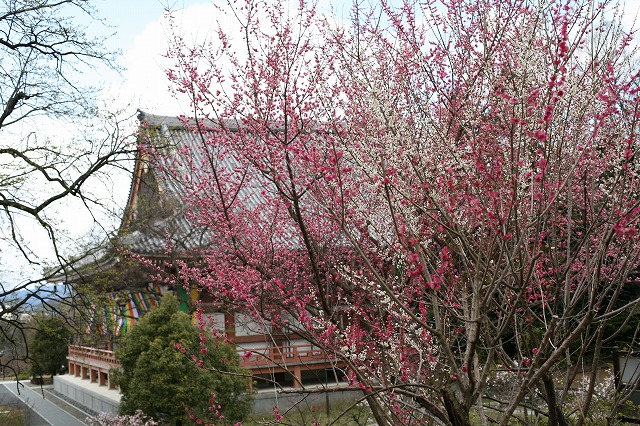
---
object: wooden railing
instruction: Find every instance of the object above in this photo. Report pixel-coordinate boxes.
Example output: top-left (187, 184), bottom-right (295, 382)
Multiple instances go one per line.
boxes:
top-left (239, 344), bottom-right (327, 368)
top-left (68, 345), bottom-right (120, 369)
top-left (69, 343), bottom-right (327, 371)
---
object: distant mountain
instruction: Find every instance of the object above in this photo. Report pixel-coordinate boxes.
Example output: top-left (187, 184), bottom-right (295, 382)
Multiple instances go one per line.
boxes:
top-left (1, 284), bottom-right (73, 310)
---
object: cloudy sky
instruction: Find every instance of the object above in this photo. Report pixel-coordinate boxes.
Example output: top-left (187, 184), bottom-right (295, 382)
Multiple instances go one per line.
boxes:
top-left (93, 0), bottom-right (213, 116)
top-left (94, 0), bottom-right (640, 118)
top-left (3, 0), bottom-right (639, 288)
top-left (92, 0), bottom-right (346, 117)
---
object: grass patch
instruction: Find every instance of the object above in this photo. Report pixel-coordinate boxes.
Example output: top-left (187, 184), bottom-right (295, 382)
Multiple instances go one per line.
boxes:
top-left (0, 405), bottom-right (25, 426)
top-left (244, 402), bottom-right (373, 425)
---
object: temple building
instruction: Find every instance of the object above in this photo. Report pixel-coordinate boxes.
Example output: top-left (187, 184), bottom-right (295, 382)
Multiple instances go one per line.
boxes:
top-left (62, 111), bottom-right (335, 393)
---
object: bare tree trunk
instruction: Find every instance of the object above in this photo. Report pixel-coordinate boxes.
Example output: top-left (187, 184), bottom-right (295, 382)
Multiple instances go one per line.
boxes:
top-left (541, 373), bottom-right (569, 426)
top-left (443, 389), bottom-right (472, 426)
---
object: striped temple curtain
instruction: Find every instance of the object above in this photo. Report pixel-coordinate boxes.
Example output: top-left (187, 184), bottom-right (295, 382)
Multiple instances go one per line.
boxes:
top-left (87, 285), bottom-right (166, 336)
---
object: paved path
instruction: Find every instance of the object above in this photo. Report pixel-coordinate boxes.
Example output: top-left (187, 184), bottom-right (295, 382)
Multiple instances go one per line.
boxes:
top-left (0, 381), bottom-right (86, 426)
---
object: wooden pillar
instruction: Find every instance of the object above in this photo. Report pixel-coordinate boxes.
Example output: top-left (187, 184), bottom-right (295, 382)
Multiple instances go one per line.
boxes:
top-left (107, 374), bottom-right (116, 389)
top-left (292, 366), bottom-right (302, 388)
top-left (225, 312), bottom-right (236, 338)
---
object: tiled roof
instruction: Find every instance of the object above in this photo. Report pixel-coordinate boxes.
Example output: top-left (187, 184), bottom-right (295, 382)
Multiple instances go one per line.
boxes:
top-left (118, 111), bottom-right (266, 257)
top-left (116, 112), bottom-right (210, 256)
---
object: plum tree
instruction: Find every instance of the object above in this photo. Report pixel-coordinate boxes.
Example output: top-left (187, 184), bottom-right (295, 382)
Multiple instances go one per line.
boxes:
top-left (160, 0), bottom-right (640, 424)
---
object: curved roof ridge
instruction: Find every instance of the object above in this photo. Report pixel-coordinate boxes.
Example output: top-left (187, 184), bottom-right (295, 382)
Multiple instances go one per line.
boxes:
top-left (137, 110), bottom-right (245, 131)
top-left (137, 110), bottom-right (189, 128)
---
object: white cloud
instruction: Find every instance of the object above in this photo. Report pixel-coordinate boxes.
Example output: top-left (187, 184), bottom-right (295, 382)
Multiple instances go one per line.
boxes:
top-left (104, 2), bottom-right (224, 117)
top-left (107, 0), bottom-right (342, 118)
